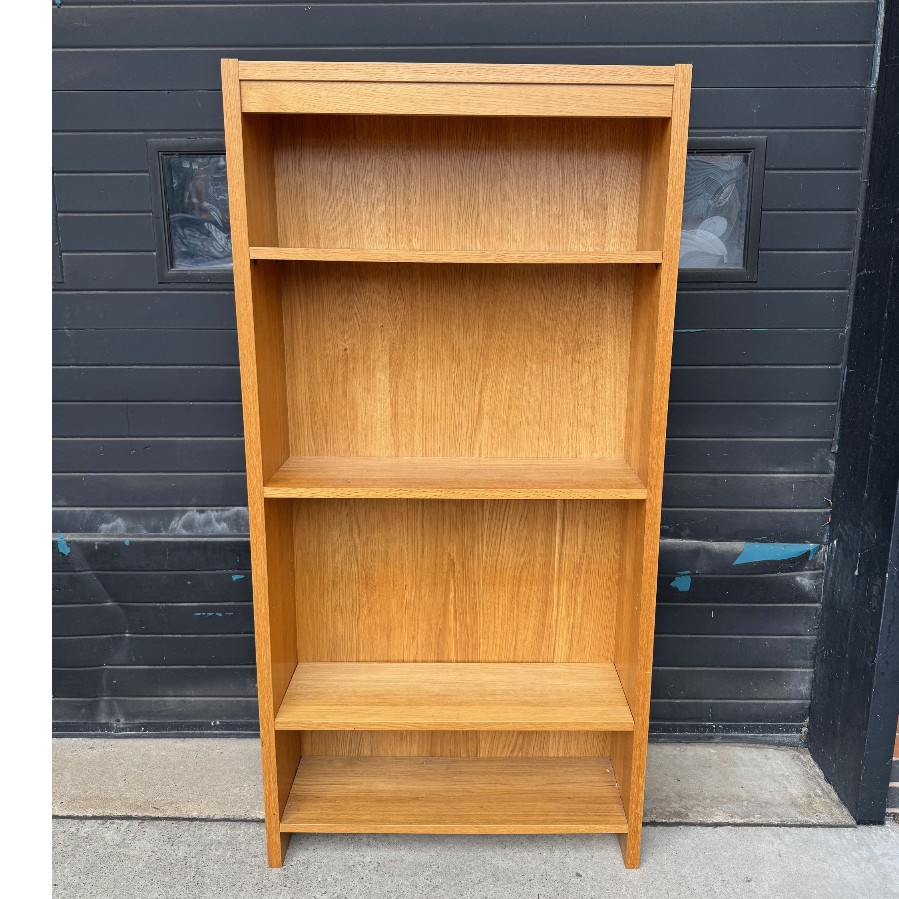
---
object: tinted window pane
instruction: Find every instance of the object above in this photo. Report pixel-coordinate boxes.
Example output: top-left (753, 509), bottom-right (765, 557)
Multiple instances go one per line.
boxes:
top-left (162, 154), bottom-right (231, 270)
top-left (680, 152), bottom-right (751, 269)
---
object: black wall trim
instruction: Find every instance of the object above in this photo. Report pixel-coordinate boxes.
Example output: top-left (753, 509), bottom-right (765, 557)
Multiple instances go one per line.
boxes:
top-left (808, 0), bottom-right (899, 825)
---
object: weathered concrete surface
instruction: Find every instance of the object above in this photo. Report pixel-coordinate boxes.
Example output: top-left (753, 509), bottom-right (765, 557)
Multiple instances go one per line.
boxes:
top-left (53, 819), bottom-right (899, 899)
top-left (52, 737), bottom-right (264, 820)
top-left (53, 738), bottom-right (852, 826)
top-left (644, 744), bottom-right (854, 825)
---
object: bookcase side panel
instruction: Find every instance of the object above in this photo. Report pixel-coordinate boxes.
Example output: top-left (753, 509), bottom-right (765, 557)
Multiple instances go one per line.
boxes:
top-left (223, 60), bottom-right (298, 867)
top-left (612, 64), bottom-right (692, 869)
top-left (635, 118), bottom-right (671, 254)
top-left (242, 115), bottom-right (278, 248)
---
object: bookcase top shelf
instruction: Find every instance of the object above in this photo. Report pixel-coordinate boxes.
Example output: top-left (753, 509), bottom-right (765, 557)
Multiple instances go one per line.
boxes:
top-left (238, 61), bottom-right (677, 85)
top-left (250, 248), bottom-right (663, 265)
top-left (237, 62), bottom-right (678, 118)
top-left (263, 456), bottom-right (648, 500)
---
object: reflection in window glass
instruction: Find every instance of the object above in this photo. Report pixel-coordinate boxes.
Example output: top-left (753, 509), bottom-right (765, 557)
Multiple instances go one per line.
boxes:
top-left (680, 152), bottom-right (751, 270)
top-left (162, 154), bottom-right (231, 270)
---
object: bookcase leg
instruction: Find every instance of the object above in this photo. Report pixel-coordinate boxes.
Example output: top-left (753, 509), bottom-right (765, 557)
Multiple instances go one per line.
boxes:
top-left (617, 828), bottom-right (642, 869)
top-left (267, 831), bottom-right (291, 868)
top-left (610, 729), bottom-right (647, 869)
top-left (261, 729), bottom-right (301, 867)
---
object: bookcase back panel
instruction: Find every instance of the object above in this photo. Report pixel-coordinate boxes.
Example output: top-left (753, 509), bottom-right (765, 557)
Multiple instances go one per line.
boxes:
top-left (291, 498), bottom-right (622, 664)
top-left (299, 730), bottom-right (611, 759)
top-left (264, 114), bottom-right (653, 253)
top-left (280, 261), bottom-right (634, 459)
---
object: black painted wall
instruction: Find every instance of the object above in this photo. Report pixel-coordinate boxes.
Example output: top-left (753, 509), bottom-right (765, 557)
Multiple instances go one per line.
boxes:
top-left (52, 1), bottom-right (881, 735)
top-left (808, 0), bottom-right (899, 821)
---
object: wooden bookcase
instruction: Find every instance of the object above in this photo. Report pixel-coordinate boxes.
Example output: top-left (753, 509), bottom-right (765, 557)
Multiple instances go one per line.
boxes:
top-left (221, 60), bottom-right (691, 869)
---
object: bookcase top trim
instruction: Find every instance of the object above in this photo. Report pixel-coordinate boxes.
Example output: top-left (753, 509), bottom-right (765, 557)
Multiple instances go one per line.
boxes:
top-left (240, 81), bottom-right (673, 118)
top-left (236, 61), bottom-right (678, 86)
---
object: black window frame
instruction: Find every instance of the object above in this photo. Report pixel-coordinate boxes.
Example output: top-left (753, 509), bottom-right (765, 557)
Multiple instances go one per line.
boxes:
top-left (147, 138), bottom-right (232, 284)
top-left (678, 135), bottom-right (767, 283)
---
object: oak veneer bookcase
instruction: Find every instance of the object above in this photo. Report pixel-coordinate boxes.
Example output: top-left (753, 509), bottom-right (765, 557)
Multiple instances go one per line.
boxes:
top-left (221, 59), bottom-right (691, 869)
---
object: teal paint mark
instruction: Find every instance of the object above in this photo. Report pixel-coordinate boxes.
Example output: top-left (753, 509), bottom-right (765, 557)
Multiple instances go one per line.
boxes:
top-left (674, 329), bottom-right (704, 333)
top-left (187, 581), bottom-right (191, 585)
top-left (124, 539), bottom-right (130, 546)
top-left (231, 574), bottom-right (244, 581)
top-left (670, 570), bottom-right (692, 592)
top-left (733, 543), bottom-right (821, 565)
top-left (56, 534), bottom-right (70, 556)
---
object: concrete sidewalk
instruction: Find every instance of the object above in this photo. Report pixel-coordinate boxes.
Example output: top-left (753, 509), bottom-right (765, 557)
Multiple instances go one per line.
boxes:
top-left (53, 738), bottom-right (899, 898)
top-left (52, 738), bottom-right (855, 825)
top-left (54, 819), bottom-right (899, 899)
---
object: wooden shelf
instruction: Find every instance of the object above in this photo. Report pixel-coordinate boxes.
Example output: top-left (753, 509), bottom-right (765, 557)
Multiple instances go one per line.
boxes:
top-left (249, 247), bottom-right (662, 265)
top-left (280, 756), bottom-right (629, 834)
top-left (264, 456), bottom-right (647, 499)
top-left (275, 663), bottom-right (634, 731)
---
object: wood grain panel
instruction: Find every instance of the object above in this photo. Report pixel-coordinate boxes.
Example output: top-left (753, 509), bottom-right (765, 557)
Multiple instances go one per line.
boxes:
top-left (221, 59), bottom-right (299, 869)
top-left (243, 81), bottom-right (673, 118)
top-left (280, 756), bottom-right (629, 833)
top-left (281, 263), bottom-right (634, 459)
top-left (553, 501), bottom-right (625, 663)
top-left (291, 498), bottom-right (623, 759)
top-left (300, 731), bottom-right (611, 758)
top-left (293, 499), bottom-right (480, 664)
top-left (264, 456), bottom-right (647, 499)
top-left (239, 61), bottom-right (676, 85)
top-left (612, 63), bottom-right (692, 871)
top-left (301, 731), bottom-right (479, 759)
top-left (636, 119), bottom-right (671, 253)
top-left (272, 116), bottom-right (650, 253)
top-left (479, 500), bottom-right (558, 663)
top-left (275, 663), bottom-right (633, 731)
top-left (241, 116), bottom-right (278, 248)
top-left (250, 247), bottom-right (661, 264)
top-left (292, 499), bottom-right (621, 664)
top-left (477, 732), bottom-right (611, 758)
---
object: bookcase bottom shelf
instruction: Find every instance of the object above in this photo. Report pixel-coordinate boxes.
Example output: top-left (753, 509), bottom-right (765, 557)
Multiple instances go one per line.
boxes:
top-left (280, 756), bottom-right (629, 834)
